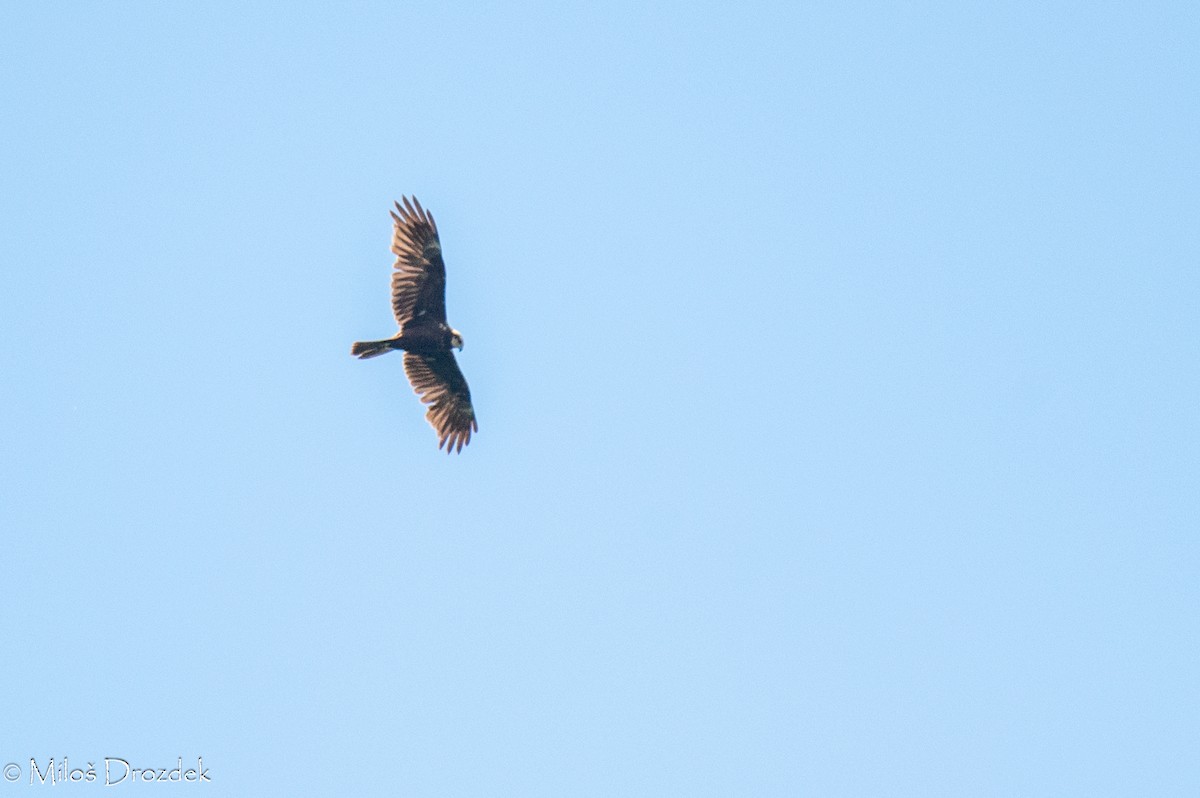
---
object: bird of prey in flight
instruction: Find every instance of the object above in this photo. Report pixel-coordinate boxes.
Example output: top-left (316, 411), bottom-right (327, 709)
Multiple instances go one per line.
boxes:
top-left (351, 196), bottom-right (477, 453)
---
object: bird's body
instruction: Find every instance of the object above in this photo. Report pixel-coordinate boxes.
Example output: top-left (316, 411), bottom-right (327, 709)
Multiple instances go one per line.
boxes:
top-left (351, 197), bottom-right (477, 453)
top-left (350, 322), bottom-right (460, 359)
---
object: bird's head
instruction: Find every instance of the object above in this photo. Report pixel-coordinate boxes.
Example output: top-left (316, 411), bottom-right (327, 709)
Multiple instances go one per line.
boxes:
top-left (450, 329), bottom-right (464, 351)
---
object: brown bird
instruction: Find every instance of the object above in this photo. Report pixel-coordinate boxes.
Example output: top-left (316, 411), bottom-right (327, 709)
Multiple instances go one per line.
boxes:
top-left (351, 197), bottom-right (478, 453)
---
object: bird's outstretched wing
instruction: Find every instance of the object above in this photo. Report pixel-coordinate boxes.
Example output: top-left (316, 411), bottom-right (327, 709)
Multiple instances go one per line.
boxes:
top-left (403, 352), bottom-right (478, 453)
top-left (390, 196), bottom-right (447, 328)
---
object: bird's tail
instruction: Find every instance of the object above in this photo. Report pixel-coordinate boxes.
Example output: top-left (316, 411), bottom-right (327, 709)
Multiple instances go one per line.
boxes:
top-left (351, 338), bottom-right (395, 359)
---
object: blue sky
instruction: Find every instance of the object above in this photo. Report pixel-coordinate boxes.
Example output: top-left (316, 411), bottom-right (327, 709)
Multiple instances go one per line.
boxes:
top-left (1, 2), bottom-right (1197, 795)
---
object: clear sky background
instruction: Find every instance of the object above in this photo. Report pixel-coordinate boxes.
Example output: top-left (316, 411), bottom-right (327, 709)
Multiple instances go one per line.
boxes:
top-left (1, 2), bottom-right (1197, 795)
